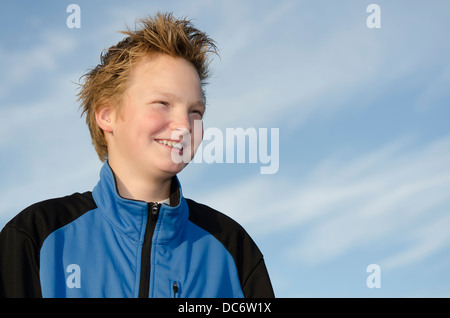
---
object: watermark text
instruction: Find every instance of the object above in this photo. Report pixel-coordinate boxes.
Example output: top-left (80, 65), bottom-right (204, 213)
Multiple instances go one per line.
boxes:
top-left (171, 120), bottom-right (280, 175)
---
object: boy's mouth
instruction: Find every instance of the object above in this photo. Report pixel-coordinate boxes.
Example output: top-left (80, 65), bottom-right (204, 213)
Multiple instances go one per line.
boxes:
top-left (155, 139), bottom-right (183, 150)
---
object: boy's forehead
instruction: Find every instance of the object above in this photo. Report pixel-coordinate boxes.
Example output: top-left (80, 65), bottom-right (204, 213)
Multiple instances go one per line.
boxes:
top-left (133, 54), bottom-right (197, 76)
top-left (131, 55), bottom-right (196, 81)
top-left (128, 54), bottom-right (205, 104)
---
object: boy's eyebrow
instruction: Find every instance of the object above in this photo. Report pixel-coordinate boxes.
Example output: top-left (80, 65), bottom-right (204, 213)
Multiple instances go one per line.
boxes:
top-left (152, 90), bottom-right (205, 108)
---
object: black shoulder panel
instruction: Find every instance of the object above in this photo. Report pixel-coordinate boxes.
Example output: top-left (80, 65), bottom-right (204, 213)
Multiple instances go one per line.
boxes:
top-left (0, 192), bottom-right (97, 297)
top-left (4, 192), bottom-right (97, 249)
top-left (186, 198), bottom-right (275, 298)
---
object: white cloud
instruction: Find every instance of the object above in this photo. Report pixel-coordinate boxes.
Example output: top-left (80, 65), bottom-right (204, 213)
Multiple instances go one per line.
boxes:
top-left (200, 0), bottom-right (450, 148)
top-left (381, 212), bottom-right (450, 271)
top-left (0, 30), bottom-right (77, 100)
top-left (0, 69), bottom-right (101, 229)
top-left (205, 9), bottom-right (395, 130)
top-left (199, 134), bottom-right (450, 268)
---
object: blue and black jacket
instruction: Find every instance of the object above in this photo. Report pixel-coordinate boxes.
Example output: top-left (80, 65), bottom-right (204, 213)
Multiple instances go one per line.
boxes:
top-left (0, 163), bottom-right (274, 298)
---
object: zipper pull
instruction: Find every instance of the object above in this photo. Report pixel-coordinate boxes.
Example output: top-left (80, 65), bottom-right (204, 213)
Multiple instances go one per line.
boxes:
top-left (149, 202), bottom-right (161, 221)
top-left (172, 281), bottom-right (179, 298)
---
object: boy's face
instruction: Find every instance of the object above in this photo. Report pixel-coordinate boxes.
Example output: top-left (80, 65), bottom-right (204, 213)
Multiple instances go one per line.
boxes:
top-left (104, 54), bottom-right (205, 180)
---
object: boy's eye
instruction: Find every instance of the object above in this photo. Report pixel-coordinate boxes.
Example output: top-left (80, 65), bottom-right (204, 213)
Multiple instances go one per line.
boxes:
top-left (154, 101), bottom-right (171, 110)
top-left (191, 110), bottom-right (204, 118)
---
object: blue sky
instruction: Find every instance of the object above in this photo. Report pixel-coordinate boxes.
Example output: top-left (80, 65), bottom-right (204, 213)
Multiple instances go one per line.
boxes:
top-left (1, 0), bottom-right (449, 297)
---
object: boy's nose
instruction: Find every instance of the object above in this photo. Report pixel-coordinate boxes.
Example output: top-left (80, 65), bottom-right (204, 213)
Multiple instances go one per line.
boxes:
top-left (170, 113), bottom-right (191, 134)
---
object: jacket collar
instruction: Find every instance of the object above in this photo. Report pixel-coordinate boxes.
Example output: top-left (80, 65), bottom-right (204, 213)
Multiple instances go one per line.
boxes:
top-left (92, 162), bottom-right (188, 243)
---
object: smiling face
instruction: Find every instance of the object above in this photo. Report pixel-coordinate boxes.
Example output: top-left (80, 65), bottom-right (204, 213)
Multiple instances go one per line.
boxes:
top-left (99, 54), bottom-right (205, 181)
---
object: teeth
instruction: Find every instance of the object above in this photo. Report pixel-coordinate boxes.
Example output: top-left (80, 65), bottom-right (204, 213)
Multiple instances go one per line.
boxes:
top-left (157, 139), bottom-right (182, 150)
top-left (172, 143), bottom-right (183, 150)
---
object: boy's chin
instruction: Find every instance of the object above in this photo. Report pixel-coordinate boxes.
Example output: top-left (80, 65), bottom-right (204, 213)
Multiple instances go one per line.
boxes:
top-left (159, 162), bottom-right (189, 176)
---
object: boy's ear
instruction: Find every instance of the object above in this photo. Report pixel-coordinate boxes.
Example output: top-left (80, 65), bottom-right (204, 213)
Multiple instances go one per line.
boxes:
top-left (95, 105), bottom-right (114, 134)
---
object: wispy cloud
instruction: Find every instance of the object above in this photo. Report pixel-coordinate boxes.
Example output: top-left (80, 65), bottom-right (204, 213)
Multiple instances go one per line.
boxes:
top-left (0, 73), bottom-right (102, 228)
top-left (204, 1), bottom-right (448, 133)
top-left (381, 212), bottom-right (450, 271)
top-left (199, 134), bottom-right (450, 268)
top-left (0, 30), bottom-right (77, 101)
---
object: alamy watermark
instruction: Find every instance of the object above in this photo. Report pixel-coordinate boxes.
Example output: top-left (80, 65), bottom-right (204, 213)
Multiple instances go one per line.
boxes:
top-left (66, 264), bottom-right (81, 288)
top-left (366, 4), bottom-right (381, 29)
top-left (66, 4), bottom-right (81, 29)
top-left (366, 264), bottom-right (381, 288)
top-left (67, 3), bottom-right (381, 30)
top-left (171, 120), bottom-right (279, 175)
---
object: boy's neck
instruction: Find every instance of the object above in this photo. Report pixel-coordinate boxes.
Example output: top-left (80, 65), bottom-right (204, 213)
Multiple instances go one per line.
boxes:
top-left (108, 161), bottom-right (172, 203)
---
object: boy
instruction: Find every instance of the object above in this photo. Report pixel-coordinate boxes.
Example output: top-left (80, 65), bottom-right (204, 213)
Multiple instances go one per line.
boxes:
top-left (0, 13), bottom-right (274, 298)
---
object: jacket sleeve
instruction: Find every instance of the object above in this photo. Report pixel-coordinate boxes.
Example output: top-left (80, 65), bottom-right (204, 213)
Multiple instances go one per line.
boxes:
top-left (0, 225), bottom-right (42, 298)
top-left (242, 257), bottom-right (275, 298)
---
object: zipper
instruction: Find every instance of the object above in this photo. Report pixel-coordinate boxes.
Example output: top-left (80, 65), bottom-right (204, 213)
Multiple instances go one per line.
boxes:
top-left (172, 281), bottom-right (179, 298)
top-left (138, 202), bottom-right (161, 298)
